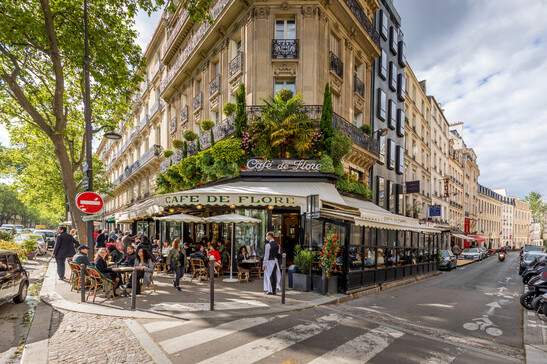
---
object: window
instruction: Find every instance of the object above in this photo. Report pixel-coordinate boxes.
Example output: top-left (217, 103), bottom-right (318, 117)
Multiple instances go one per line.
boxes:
top-left (388, 181), bottom-right (395, 212)
top-left (388, 99), bottom-right (396, 129)
top-left (379, 10), bottom-right (388, 40)
top-left (211, 110), bottom-right (220, 123)
top-left (330, 33), bottom-right (340, 57)
top-left (396, 145), bottom-right (404, 174)
top-left (396, 108), bottom-right (405, 136)
top-left (389, 62), bottom-right (397, 91)
top-left (396, 184), bottom-right (404, 215)
top-left (397, 73), bottom-right (406, 101)
top-left (275, 19), bottom-right (296, 39)
top-left (379, 134), bottom-right (386, 164)
top-left (387, 139), bottom-right (395, 170)
top-left (389, 26), bottom-right (397, 54)
top-left (377, 89), bottom-right (386, 120)
top-left (350, 168), bottom-right (362, 180)
top-left (379, 50), bottom-right (387, 80)
top-left (398, 40), bottom-right (406, 67)
top-left (353, 112), bottom-right (363, 127)
top-left (377, 176), bottom-right (385, 208)
top-left (156, 126), bottom-right (161, 145)
top-left (274, 78), bottom-right (296, 96)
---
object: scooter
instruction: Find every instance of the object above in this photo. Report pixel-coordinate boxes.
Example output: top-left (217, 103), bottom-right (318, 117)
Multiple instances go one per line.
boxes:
top-left (498, 251), bottom-right (506, 262)
top-left (537, 292), bottom-right (547, 317)
top-left (522, 257), bottom-right (547, 284)
top-left (520, 270), bottom-right (547, 310)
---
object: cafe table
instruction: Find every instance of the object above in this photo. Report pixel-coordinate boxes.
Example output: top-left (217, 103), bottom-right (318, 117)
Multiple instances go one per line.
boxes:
top-left (114, 266), bottom-right (134, 297)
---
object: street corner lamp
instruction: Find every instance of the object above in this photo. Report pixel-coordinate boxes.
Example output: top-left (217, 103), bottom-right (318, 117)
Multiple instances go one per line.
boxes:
top-left (103, 126), bottom-right (122, 140)
top-left (372, 128), bottom-right (389, 137)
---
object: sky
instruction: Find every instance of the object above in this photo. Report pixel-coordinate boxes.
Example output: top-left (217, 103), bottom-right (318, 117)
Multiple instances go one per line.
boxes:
top-left (393, 0), bottom-right (547, 200)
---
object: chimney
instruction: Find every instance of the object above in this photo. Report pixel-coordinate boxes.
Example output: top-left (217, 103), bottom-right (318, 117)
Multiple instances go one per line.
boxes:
top-left (419, 80), bottom-right (427, 94)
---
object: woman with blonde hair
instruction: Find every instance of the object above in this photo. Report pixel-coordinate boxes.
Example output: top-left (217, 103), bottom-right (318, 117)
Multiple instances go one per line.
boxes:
top-left (166, 238), bottom-right (186, 291)
top-left (94, 247), bottom-right (121, 296)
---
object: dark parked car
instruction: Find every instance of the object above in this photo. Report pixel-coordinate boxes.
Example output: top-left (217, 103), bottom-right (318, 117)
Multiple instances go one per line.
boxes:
top-left (0, 250), bottom-right (29, 305)
top-left (438, 250), bottom-right (457, 271)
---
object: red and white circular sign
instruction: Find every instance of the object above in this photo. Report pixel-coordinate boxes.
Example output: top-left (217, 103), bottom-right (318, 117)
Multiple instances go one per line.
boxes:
top-left (76, 192), bottom-right (104, 214)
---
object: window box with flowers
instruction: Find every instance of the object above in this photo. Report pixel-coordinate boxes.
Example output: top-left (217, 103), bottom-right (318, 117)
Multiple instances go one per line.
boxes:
top-left (312, 229), bottom-right (340, 294)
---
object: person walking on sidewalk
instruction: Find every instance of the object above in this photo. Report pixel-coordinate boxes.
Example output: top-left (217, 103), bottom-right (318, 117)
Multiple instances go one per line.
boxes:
top-left (452, 244), bottom-right (460, 259)
top-left (263, 232), bottom-right (281, 295)
top-left (52, 226), bottom-right (75, 280)
top-left (121, 231), bottom-right (134, 253)
top-left (166, 238), bottom-right (186, 291)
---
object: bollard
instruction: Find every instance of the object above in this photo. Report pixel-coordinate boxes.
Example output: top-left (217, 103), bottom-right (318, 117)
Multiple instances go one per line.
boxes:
top-left (321, 267), bottom-right (326, 295)
top-left (281, 253), bottom-right (286, 304)
top-left (80, 264), bottom-right (86, 302)
top-left (130, 267), bottom-right (137, 310)
top-left (209, 256), bottom-right (215, 311)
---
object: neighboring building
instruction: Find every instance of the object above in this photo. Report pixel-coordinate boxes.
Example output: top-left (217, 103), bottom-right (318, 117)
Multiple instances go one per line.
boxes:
top-left (403, 65), bottom-right (431, 219)
top-left (428, 95), bottom-right (450, 229)
top-left (477, 184), bottom-right (503, 249)
top-left (448, 138), bottom-right (464, 233)
top-left (371, 0), bottom-right (406, 215)
top-left (493, 188), bottom-right (515, 248)
top-left (530, 218), bottom-right (542, 245)
top-left (514, 198), bottom-right (531, 248)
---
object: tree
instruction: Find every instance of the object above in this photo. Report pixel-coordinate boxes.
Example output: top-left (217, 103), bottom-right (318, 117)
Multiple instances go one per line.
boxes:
top-left (525, 191), bottom-right (546, 240)
top-left (234, 83), bottom-right (247, 139)
top-left (0, 184), bottom-right (24, 224)
top-left (319, 83), bottom-right (334, 154)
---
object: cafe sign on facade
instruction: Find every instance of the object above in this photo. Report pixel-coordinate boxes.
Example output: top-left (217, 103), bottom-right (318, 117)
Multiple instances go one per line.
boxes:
top-left (244, 158), bottom-right (321, 172)
top-left (156, 193), bottom-right (301, 208)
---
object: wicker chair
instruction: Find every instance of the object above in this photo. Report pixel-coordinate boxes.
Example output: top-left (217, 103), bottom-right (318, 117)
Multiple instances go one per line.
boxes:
top-left (249, 256), bottom-right (262, 278)
top-left (68, 262), bottom-right (90, 292)
top-left (141, 264), bottom-right (156, 293)
top-left (86, 267), bottom-right (115, 303)
top-left (190, 258), bottom-right (208, 282)
top-left (237, 266), bottom-right (250, 283)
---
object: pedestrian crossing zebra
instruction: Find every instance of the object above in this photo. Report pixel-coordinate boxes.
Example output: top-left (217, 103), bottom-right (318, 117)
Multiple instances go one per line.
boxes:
top-left (136, 311), bottom-right (504, 364)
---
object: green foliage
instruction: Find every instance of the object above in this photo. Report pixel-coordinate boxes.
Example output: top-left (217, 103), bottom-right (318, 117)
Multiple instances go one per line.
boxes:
top-left (201, 119), bottom-right (215, 131)
top-left (328, 133), bottom-right (352, 166)
top-left (336, 174), bottom-right (372, 198)
top-left (184, 0), bottom-right (216, 24)
top-left (360, 124), bottom-right (372, 135)
top-left (0, 230), bottom-right (14, 242)
top-left (172, 139), bottom-right (184, 149)
top-left (294, 244), bottom-right (316, 273)
top-left (222, 102), bottom-right (236, 116)
top-left (525, 192), bottom-right (546, 220)
top-left (334, 163), bottom-right (345, 177)
top-left (234, 84), bottom-right (247, 139)
top-left (183, 130), bottom-right (198, 141)
top-left (0, 240), bottom-right (27, 261)
top-left (277, 89), bottom-right (294, 102)
top-left (210, 129), bottom-right (215, 147)
top-left (183, 141), bottom-right (188, 158)
top-left (320, 229), bottom-right (340, 277)
top-left (320, 83), bottom-right (335, 153)
top-left (196, 138), bottom-right (201, 152)
top-left (163, 149), bottom-right (174, 158)
top-left (23, 238), bottom-right (37, 254)
top-left (318, 155), bottom-right (335, 174)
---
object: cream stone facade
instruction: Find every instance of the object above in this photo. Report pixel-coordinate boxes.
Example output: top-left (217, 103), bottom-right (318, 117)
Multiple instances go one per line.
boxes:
top-left (403, 66), bottom-right (431, 219)
top-left (97, 0), bottom-right (383, 226)
top-left (514, 198), bottom-right (531, 248)
top-left (447, 139), bottom-right (464, 232)
top-left (493, 188), bottom-right (515, 248)
top-left (428, 95), bottom-right (450, 228)
top-left (477, 184), bottom-right (503, 249)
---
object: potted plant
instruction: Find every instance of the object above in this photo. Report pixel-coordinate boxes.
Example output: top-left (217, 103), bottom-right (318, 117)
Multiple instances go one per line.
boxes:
top-left (293, 245), bottom-right (314, 291)
top-left (359, 124), bottom-right (372, 135)
top-left (222, 101), bottom-right (236, 117)
top-left (313, 229), bottom-right (340, 294)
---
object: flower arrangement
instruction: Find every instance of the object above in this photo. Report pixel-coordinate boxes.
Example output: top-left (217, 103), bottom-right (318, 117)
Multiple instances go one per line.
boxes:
top-left (320, 229), bottom-right (340, 277)
top-left (241, 127), bottom-right (256, 156)
top-left (309, 131), bottom-right (322, 157)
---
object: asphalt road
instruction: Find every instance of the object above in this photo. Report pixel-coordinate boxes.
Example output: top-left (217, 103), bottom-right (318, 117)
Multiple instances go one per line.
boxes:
top-left (135, 252), bottom-right (524, 363)
top-left (0, 256), bottom-right (48, 364)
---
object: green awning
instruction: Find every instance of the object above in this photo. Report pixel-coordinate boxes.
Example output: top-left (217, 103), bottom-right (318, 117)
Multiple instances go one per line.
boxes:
top-left (106, 217), bottom-right (115, 223)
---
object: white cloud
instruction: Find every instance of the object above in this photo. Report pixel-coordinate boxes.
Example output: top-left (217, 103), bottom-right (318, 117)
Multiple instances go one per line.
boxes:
top-left (134, 8), bottom-right (163, 52)
top-left (395, 0), bottom-right (547, 199)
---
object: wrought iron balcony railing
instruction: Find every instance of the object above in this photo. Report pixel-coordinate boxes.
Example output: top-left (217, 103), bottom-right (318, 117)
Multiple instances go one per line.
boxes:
top-left (193, 92), bottom-right (202, 112)
top-left (150, 100), bottom-right (164, 119)
top-left (343, 0), bottom-right (381, 48)
top-left (180, 105), bottom-right (188, 123)
top-left (114, 144), bottom-right (162, 185)
top-left (209, 74), bottom-right (221, 97)
top-left (228, 52), bottom-right (243, 79)
top-left (332, 112), bottom-right (380, 155)
top-left (329, 51), bottom-right (343, 79)
top-left (271, 39), bottom-right (299, 59)
top-left (353, 74), bottom-right (364, 97)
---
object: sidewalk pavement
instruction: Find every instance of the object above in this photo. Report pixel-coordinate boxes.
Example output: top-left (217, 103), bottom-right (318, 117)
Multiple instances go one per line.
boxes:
top-left (523, 302), bottom-right (547, 364)
top-left (457, 259), bottom-right (475, 267)
top-left (40, 260), bottom-right (342, 320)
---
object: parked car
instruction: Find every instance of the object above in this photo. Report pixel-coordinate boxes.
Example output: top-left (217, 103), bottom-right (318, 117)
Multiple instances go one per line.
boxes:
top-left (0, 224), bottom-right (15, 233)
top-left (438, 250), bottom-right (457, 271)
top-left (521, 245), bottom-right (547, 258)
top-left (15, 234), bottom-right (47, 256)
top-left (477, 247), bottom-right (487, 259)
top-left (460, 248), bottom-right (482, 261)
top-left (33, 230), bottom-right (57, 249)
top-left (14, 225), bottom-right (24, 234)
top-left (519, 252), bottom-right (547, 275)
top-left (0, 250), bottom-right (29, 305)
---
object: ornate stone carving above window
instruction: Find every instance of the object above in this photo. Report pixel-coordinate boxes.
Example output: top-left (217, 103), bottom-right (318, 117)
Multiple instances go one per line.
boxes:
top-left (274, 63), bottom-right (296, 77)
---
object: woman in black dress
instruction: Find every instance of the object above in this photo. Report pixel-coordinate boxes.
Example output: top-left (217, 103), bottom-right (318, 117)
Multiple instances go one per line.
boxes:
top-left (94, 248), bottom-right (121, 295)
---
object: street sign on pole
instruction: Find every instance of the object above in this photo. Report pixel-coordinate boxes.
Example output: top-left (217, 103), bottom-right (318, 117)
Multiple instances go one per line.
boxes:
top-left (81, 213), bottom-right (104, 222)
top-left (76, 191), bottom-right (104, 214)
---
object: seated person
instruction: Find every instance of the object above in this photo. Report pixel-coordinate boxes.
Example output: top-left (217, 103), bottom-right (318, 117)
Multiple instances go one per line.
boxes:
top-left (106, 237), bottom-right (116, 249)
top-left (190, 244), bottom-right (206, 260)
top-left (108, 244), bottom-right (123, 264)
top-left (183, 242), bottom-right (192, 259)
top-left (94, 248), bottom-right (121, 295)
top-left (120, 245), bottom-right (136, 267)
top-left (207, 242), bottom-right (222, 268)
top-left (72, 245), bottom-right (92, 267)
top-left (125, 247), bottom-right (155, 295)
top-left (237, 246), bottom-right (249, 266)
top-left (160, 240), bottom-right (171, 259)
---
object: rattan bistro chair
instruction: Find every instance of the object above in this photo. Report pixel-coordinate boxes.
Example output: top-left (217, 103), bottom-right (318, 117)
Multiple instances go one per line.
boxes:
top-left (86, 267), bottom-right (115, 303)
top-left (249, 256), bottom-right (262, 278)
top-left (190, 258), bottom-right (208, 282)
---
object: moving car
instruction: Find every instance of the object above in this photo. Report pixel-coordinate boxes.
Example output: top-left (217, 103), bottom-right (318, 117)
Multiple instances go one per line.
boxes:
top-left (438, 250), bottom-right (457, 271)
top-left (33, 230), bottom-right (57, 249)
top-left (0, 250), bottom-right (29, 305)
top-left (460, 248), bottom-right (482, 261)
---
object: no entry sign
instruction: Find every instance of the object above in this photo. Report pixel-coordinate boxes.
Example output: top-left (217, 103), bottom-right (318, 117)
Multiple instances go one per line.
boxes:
top-left (76, 192), bottom-right (104, 214)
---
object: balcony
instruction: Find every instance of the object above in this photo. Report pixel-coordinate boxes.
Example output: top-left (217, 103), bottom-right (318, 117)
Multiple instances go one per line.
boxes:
top-left (114, 145), bottom-right (163, 186)
top-left (150, 100), bottom-right (164, 120)
top-left (332, 112), bottom-right (380, 155)
top-left (117, 138), bottom-right (132, 160)
top-left (193, 92), bottom-right (202, 112)
top-left (138, 115), bottom-right (150, 131)
top-left (329, 52), bottom-right (343, 79)
top-left (140, 79), bottom-right (150, 94)
top-left (353, 74), bottom-right (364, 98)
top-left (150, 61), bottom-right (162, 81)
top-left (130, 127), bottom-right (139, 142)
top-left (180, 105), bottom-right (188, 123)
top-left (163, 10), bottom-right (189, 58)
top-left (271, 39), bottom-right (299, 59)
top-left (209, 74), bottom-right (221, 97)
top-left (228, 52), bottom-right (243, 80)
top-left (170, 116), bottom-right (177, 133)
top-left (131, 93), bottom-right (141, 112)
top-left (342, 0), bottom-right (381, 47)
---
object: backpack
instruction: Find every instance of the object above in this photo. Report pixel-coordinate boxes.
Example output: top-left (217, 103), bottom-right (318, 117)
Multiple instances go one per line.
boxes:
top-left (178, 249), bottom-right (187, 267)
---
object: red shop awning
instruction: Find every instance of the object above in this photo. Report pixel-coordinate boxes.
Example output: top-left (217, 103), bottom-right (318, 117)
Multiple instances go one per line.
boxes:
top-left (470, 236), bottom-right (486, 243)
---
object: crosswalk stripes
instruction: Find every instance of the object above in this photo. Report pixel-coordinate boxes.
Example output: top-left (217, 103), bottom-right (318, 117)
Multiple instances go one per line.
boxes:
top-left (307, 326), bottom-right (404, 364)
top-left (195, 314), bottom-right (348, 364)
top-left (141, 320), bottom-right (190, 333)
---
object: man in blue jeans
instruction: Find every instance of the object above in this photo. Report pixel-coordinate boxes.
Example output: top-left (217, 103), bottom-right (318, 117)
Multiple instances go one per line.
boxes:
top-left (52, 226), bottom-right (75, 280)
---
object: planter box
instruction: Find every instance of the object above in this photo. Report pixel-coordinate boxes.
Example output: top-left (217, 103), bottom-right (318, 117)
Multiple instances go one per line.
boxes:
top-left (312, 274), bottom-right (339, 294)
top-left (292, 273), bottom-right (311, 292)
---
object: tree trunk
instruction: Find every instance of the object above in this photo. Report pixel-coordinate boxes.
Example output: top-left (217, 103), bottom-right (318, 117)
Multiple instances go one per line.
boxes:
top-left (51, 134), bottom-right (87, 245)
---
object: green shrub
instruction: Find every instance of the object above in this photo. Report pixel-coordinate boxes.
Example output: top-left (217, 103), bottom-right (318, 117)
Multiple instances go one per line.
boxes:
top-left (172, 139), bottom-right (184, 149)
top-left (334, 162), bottom-right (344, 177)
top-left (328, 133), bottom-right (352, 166)
top-left (336, 174), bottom-right (371, 198)
top-left (163, 149), bottom-right (174, 158)
top-left (320, 83), bottom-right (334, 153)
top-left (360, 124), bottom-right (372, 135)
top-left (183, 141), bottom-right (188, 158)
top-left (201, 119), bottom-right (215, 131)
top-left (318, 154), bottom-right (335, 174)
top-left (0, 230), bottom-right (14, 242)
top-left (196, 138), bottom-right (201, 152)
top-left (222, 102), bottom-right (236, 116)
top-left (183, 130), bottom-right (198, 141)
top-left (234, 84), bottom-right (247, 138)
top-left (211, 138), bottom-right (244, 163)
top-left (294, 244), bottom-right (315, 273)
top-left (276, 88), bottom-right (293, 102)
